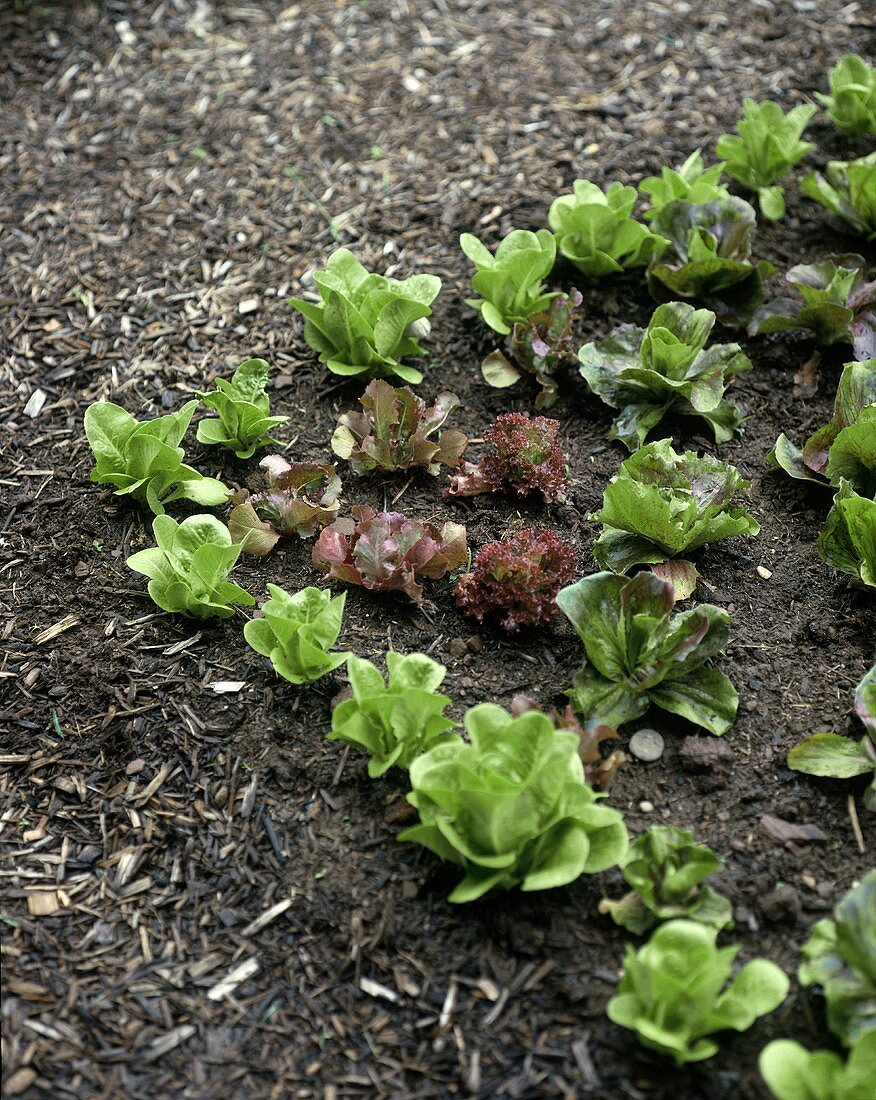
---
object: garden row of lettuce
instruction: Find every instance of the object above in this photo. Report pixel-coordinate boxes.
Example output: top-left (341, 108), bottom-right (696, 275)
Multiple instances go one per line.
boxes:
top-left (81, 55), bottom-right (876, 1093)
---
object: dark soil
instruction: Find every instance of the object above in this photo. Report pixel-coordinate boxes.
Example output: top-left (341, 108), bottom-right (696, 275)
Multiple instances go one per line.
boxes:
top-left (1, 1), bottom-right (874, 1097)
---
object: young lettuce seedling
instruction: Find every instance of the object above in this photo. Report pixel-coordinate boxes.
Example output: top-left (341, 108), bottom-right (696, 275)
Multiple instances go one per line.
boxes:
top-left (327, 652), bottom-right (457, 777)
top-left (459, 229), bottom-right (559, 334)
top-left (84, 400), bottom-right (229, 515)
top-left (802, 154), bottom-right (876, 240)
top-left (590, 439), bottom-right (760, 574)
top-left (228, 456), bottom-right (342, 556)
top-left (787, 664), bottom-right (876, 811)
top-left (399, 703), bottom-right (629, 903)
top-left (196, 358), bottom-right (289, 460)
top-left (639, 150), bottom-right (730, 220)
top-left (750, 256), bottom-right (876, 359)
top-left (548, 179), bottom-right (668, 278)
top-left (768, 359), bottom-right (876, 493)
top-left (816, 54), bottom-right (876, 137)
top-left (760, 1031), bottom-right (876, 1100)
top-left (715, 99), bottom-right (816, 219)
top-left (578, 301), bottom-right (752, 451)
top-left (312, 506), bottom-right (467, 604)
top-left (798, 870), bottom-right (876, 1047)
top-left (445, 412), bottom-right (569, 503)
top-left (818, 479), bottom-right (876, 589)
top-left (330, 380), bottom-right (467, 475)
top-left (607, 919), bottom-right (789, 1065)
top-left (647, 196), bottom-right (776, 325)
top-left (244, 584), bottom-right (350, 685)
top-left (126, 514), bottom-right (255, 619)
top-left (599, 825), bottom-right (733, 935)
top-left (288, 247), bottom-right (441, 383)
top-left (556, 571), bottom-right (738, 735)
top-left (455, 528), bottom-right (577, 632)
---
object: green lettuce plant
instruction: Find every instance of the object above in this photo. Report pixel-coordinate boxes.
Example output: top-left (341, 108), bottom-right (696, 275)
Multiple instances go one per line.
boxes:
top-left (556, 571), bottom-right (738, 735)
top-left (768, 360), bottom-right (876, 491)
top-left (799, 870), bottom-right (876, 1046)
top-left (751, 257), bottom-right (876, 360)
top-left (460, 229), bottom-right (558, 334)
top-left (327, 653), bottom-right (457, 777)
top-left (196, 358), bottom-right (289, 460)
top-left (819, 480), bottom-right (876, 588)
top-left (399, 703), bottom-right (628, 902)
top-left (591, 439), bottom-right (760, 574)
top-left (647, 196), bottom-right (776, 325)
top-left (788, 665), bottom-right (876, 812)
top-left (84, 400), bottom-right (229, 515)
top-left (760, 1031), bottom-right (876, 1100)
top-left (639, 151), bottom-right (729, 219)
top-left (578, 302), bottom-right (752, 450)
top-left (816, 54), bottom-right (876, 137)
top-left (802, 154), bottom-right (876, 240)
top-left (607, 919), bottom-right (789, 1065)
top-left (599, 825), bottom-right (733, 935)
top-left (715, 99), bottom-right (816, 219)
top-left (126, 514), bottom-right (254, 618)
top-left (244, 584), bottom-right (349, 685)
top-left (289, 248), bottom-right (441, 383)
top-left (548, 179), bottom-right (667, 278)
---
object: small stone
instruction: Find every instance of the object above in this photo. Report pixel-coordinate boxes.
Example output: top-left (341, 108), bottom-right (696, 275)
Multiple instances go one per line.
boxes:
top-left (629, 728), bottom-right (664, 762)
top-left (449, 638), bottom-right (468, 659)
top-left (761, 885), bottom-right (802, 924)
top-left (756, 565), bottom-right (772, 579)
top-left (238, 297), bottom-right (259, 315)
top-left (639, 800), bottom-right (655, 813)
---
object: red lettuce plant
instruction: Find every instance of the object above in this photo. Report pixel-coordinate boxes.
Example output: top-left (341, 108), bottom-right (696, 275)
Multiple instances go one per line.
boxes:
top-left (446, 413), bottom-right (568, 503)
top-left (331, 379), bottom-right (468, 475)
top-left (510, 694), bottom-right (627, 790)
top-left (313, 505), bottom-right (467, 604)
top-left (229, 456), bottom-right (341, 556)
top-left (455, 528), bottom-right (576, 631)
top-left (481, 290), bottom-right (583, 410)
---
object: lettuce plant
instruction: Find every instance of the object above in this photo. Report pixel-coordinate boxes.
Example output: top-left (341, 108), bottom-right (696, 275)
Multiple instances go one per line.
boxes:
top-left (591, 439), bottom-right (760, 574)
top-left (760, 1031), bottom-right (876, 1100)
top-left (599, 825), bottom-right (733, 935)
top-left (445, 412), bottom-right (568, 503)
top-left (399, 703), bottom-right (629, 902)
top-left (327, 652), bottom-right (457, 777)
top-left (84, 400), bottom-right (229, 515)
top-left (288, 248), bottom-right (441, 383)
top-left (751, 257), bottom-right (876, 360)
top-left (196, 358), bottom-right (288, 459)
top-left (228, 456), bottom-right (341, 556)
top-left (788, 665), bottom-right (876, 811)
top-left (647, 196), bottom-right (776, 325)
top-left (639, 150), bottom-right (729, 219)
top-left (510, 695), bottom-right (627, 791)
top-left (556, 571), bottom-right (737, 735)
top-left (455, 528), bottom-right (577, 632)
top-left (460, 229), bottom-right (558, 334)
top-left (330, 380), bottom-right (467, 475)
top-left (816, 54), bottom-right (876, 137)
top-left (548, 180), bottom-right (668, 278)
top-left (802, 155), bottom-right (876, 241)
top-left (578, 302), bottom-right (752, 450)
top-left (312, 506), bottom-right (467, 604)
top-left (819, 480), bottom-right (876, 589)
top-left (715, 99), bottom-right (816, 219)
top-left (768, 360), bottom-right (876, 491)
top-left (799, 870), bottom-right (876, 1046)
top-left (481, 290), bottom-right (582, 410)
top-left (607, 920), bottom-right (789, 1065)
top-left (126, 514), bottom-right (255, 619)
top-left (244, 584), bottom-right (349, 685)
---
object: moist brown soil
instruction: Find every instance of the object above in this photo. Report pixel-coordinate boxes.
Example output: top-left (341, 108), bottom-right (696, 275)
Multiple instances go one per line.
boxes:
top-left (1, 1), bottom-right (874, 1097)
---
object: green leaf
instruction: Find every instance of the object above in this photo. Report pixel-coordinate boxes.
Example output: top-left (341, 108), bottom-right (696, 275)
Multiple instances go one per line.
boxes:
top-left (788, 733), bottom-right (873, 778)
top-left (648, 666), bottom-right (738, 736)
top-left (759, 185), bottom-right (786, 220)
top-left (816, 55), bottom-right (876, 137)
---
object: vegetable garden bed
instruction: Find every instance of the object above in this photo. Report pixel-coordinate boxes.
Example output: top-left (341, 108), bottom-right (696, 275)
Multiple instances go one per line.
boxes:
top-left (1, 1), bottom-right (873, 1097)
